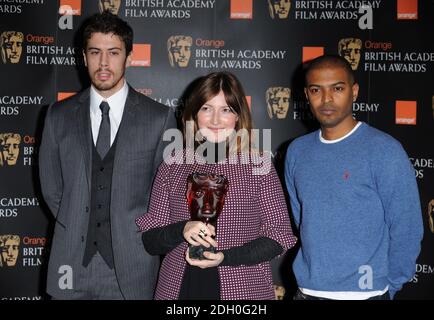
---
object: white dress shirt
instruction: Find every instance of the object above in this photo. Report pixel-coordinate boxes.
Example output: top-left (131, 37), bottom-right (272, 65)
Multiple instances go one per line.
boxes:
top-left (89, 80), bottom-right (129, 146)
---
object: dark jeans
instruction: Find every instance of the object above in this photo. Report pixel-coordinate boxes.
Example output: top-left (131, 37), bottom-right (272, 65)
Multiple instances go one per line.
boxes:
top-left (293, 289), bottom-right (390, 300)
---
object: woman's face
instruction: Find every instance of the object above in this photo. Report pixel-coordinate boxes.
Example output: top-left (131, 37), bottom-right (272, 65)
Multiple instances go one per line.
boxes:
top-left (196, 91), bottom-right (239, 143)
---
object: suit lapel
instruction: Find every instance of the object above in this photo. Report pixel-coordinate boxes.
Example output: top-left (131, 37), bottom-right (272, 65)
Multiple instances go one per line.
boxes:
top-left (113, 87), bottom-right (139, 167)
top-left (76, 89), bottom-right (92, 194)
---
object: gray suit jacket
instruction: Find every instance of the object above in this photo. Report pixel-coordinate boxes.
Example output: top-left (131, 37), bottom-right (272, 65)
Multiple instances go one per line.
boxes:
top-left (39, 86), bottom-right (176, 299)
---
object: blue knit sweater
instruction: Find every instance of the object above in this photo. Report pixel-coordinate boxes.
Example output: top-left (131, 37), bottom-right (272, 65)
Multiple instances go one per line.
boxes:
top-left (285, 122), bottom-right (423, 299)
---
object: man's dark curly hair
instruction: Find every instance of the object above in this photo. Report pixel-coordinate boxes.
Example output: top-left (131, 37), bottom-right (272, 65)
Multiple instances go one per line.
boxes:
top-left (82, 11), bottom-right (133, 55)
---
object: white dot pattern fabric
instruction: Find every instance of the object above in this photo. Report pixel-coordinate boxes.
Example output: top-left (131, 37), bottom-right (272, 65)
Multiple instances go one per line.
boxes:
top-left (136, 150), bottom-right (297, 300)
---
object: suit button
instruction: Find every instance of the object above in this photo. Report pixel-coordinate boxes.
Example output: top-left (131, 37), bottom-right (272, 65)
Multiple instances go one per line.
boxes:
top-left (85, 207), bottom-right (89, 212)
top-left (93, 241), bottom-right (97, 246)
top-left (81, 236), bottom-right (84, 242)
top-left (97, 223), bottom-right (101, 227)
top-left (97, 204), bottom-right (102, 209)
top-left (98, 185), bottom-right (104, 190)
top-left (100, 167), bottom-right (104, 172)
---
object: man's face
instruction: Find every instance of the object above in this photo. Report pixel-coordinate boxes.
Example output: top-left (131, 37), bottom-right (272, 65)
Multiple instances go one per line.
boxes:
top-left (83, 32), bottom-right (130, 98)
top-left (305, 66), bottom-right (358, 129)
top-left (341, 41), bottom-right (361, 70)
top-left (269, 89), bottom-right (290, 119)
top-left (1, 239), bottom-right (19, 266)
top-left (99, 0), bottom-right (121, 14)
top-left (3, 34), bottom-right (23, 63)
top-left (187, 174), bottom-right (228, 222)
top-left (1, 136), bottom-right (20, 165)
top-left (269, 0), bottom-right (291, 18)
top-left (170, 39), bottom-right (191, 67)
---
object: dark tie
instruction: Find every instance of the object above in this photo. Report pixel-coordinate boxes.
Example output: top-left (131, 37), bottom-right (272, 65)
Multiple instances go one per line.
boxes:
top-left (96, 101), bottom-right (110, 159)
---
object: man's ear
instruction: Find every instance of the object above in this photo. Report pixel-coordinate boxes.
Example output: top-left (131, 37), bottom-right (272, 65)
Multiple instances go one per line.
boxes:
top-left (82, 50), bottom-right (87, 67)
top-left (304, 87), bottom-right (308, 100)
top-left (125, 51), bottom-right (132, 68)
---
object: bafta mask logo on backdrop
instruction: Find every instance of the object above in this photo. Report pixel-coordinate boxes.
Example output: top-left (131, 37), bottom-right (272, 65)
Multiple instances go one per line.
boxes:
top-left (0, 31), bottom-right (24, 64)
top-left (167, 35), bottom-right (192, 68)
top-left (338, 38), bottom-right (362, 71)
top-left (273, 285), bottom-right (285, 300)
top-left (0, 235), bottom-right (20, 267)
top-left (428, 199), bottom-right (434, 234)
top-left (266, 87), bottom-right (291, 119)
top-left (268, 0), bottom-right (291, 19)
top-left (0, 133), bottom-right (21, 166)
top-left (99, 0), bottom-right (121, 15)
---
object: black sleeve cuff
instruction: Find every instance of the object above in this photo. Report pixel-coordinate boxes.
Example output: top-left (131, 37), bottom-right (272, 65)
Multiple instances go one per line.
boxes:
top-left (220, 237), bottom-right (283, 266)
top-left (141, 220), bottom-right (188, 255)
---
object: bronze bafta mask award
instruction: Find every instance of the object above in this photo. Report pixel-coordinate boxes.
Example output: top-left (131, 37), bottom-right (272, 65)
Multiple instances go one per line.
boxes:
top-left (187, 172), bottom-right (229, 260)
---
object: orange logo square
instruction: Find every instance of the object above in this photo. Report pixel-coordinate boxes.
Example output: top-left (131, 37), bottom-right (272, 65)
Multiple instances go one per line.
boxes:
top-left (57, 92), bottom-right (76, 101)
top-left (302, 47), bottom-right (324, 63)
top-left (245, 96), bottom-right (251, 110)
top-left (131, 44), bottom-right (151, 67)
top-left (59, 0), bottom-right (81, 16)
top-left (396, 100), bottom-right (417, 125)
top-left (397, 0), bottom-right (418, 20)
top-left (230, 0), bottom-right (253, 19)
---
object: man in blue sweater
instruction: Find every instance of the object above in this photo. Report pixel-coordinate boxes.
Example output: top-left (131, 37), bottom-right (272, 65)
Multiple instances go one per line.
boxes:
top-left (285, 55), bottom-right (423, 300)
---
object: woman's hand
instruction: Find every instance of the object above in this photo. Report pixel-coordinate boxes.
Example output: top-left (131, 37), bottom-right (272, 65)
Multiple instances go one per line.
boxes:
top-left (183, 221), bottom-right (217, 248)
top-left (185, 249), bottom-right (224, 268)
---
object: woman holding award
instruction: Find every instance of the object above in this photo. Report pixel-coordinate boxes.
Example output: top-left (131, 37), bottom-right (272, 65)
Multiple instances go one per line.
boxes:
top-left (135, 71), bottom-right (297, 300)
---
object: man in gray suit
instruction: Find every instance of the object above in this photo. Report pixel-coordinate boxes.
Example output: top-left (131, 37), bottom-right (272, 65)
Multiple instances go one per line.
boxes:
top-left (39, 12), bottom-right (175, 299)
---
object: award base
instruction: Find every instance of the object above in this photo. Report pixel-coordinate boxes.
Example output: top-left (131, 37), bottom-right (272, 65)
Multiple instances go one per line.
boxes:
top-left (189, 244), bottom-right (216, 260)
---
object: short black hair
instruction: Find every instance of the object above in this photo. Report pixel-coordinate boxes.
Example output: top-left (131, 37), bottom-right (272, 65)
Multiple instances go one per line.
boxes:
top-left (82, 11), bottom-right (133, 55)
top-left (305, 54), bottom-right (356, 85)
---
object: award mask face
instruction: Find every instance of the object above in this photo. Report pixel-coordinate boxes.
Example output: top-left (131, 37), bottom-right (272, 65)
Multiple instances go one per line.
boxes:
top-left (187, 172), bottom-right (229, 223)
top-left (186, 172), bottom-right (229, 260)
